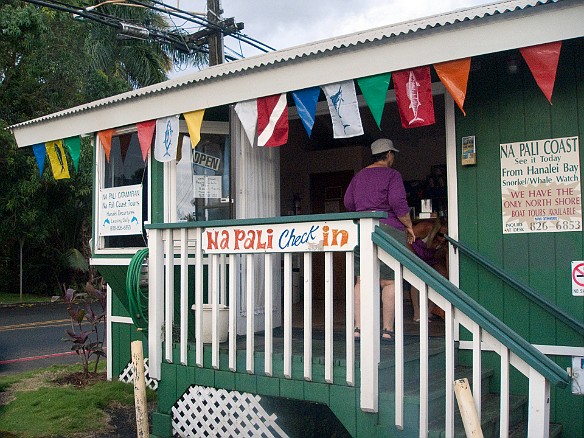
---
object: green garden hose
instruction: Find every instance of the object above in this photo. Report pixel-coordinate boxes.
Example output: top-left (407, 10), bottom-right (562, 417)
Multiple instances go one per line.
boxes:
top-left (126, 248), bottom-right (149, 331)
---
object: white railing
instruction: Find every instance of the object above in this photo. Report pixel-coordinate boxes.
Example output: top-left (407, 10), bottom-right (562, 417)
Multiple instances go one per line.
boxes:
top-left (145, 214), bottom-right (568, 437)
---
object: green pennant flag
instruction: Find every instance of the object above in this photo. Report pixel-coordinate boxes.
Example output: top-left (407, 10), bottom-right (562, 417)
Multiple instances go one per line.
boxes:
top-left (357, 72), bottom-right (391, 129)
top-left (64, 136), bottom-right (81, 172)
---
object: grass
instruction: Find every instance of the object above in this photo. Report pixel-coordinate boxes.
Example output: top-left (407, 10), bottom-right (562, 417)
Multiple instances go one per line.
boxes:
top-left (0, 292), bottom-right (52, 305)
top-left (0, 363), bottom-right (156, 438)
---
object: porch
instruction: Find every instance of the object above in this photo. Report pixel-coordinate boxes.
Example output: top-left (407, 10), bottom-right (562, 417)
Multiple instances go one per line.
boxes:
top-left (141, 212), bottom-right (569, 437)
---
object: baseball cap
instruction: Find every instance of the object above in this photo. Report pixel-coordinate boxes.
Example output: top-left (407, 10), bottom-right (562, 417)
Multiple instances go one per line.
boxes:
top-left (371, 138), bottom-right (399, 154)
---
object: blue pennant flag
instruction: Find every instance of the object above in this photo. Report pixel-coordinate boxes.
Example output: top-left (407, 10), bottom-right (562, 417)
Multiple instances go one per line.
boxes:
top-left (32, 143), bottom-right (46, 177)
top-left (291, 87), bottom-right (320, 137)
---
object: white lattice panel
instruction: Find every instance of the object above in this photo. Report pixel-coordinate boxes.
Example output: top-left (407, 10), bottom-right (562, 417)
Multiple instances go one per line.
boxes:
top-left (171, 385), bottom-right (288, 437)
top-left (118, 358), bottom-right (159, 390)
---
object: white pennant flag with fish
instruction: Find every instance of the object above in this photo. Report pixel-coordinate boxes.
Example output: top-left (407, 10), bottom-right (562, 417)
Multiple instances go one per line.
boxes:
top-left (321, 80), bottom-right (364, 138)
top-left (154, 115), bottom-right (180, 162)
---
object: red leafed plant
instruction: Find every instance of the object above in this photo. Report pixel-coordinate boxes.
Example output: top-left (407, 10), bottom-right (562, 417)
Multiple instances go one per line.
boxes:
top-left (62, 280), bottom-right (106, 375)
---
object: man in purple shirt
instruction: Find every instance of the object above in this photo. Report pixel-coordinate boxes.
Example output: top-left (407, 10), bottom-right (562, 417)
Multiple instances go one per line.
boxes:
top-left (344, 138), bottom-right (415, 341)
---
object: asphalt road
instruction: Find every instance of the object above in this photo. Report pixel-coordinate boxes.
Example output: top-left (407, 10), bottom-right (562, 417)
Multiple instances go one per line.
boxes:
top-left (0, 301), bottom-right (103, 376)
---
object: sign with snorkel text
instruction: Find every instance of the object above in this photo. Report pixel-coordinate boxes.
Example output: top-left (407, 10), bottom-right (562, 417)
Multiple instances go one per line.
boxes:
top-left (202, 220), bottom-right (358, 254)
top-left (500, 136), bottom-right (581, 234)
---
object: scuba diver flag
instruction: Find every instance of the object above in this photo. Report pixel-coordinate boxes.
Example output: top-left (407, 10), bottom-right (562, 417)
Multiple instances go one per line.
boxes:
top-left (45, 139), bottom-right (70, 180)
top-left (322, 80), bottom-right (364, 138)
top-left (393, 66), bottom-right (435, 128)
top-left (154, 115), bottom-right (180, 162)
top-left (257, 93), bottom-right (288, 147)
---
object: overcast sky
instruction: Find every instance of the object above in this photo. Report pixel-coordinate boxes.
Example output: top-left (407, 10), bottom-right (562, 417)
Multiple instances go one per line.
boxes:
top-left (168, 0), bottom-right (490, 75)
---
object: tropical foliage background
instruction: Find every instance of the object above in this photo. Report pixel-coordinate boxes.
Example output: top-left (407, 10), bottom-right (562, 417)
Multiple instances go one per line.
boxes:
top-left (0, 0), bottom-right (205, 296)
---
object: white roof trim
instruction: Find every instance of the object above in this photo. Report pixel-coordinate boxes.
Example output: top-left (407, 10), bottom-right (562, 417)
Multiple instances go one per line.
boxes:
top-left (10, 0), bottom-right (584, 147)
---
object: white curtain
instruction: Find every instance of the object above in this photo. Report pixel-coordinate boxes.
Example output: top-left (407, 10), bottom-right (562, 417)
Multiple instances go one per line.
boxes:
top-left (232, 107), bottom-right (282, 333)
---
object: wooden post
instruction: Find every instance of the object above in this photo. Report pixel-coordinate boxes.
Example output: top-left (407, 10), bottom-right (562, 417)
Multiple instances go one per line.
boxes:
top-left (132, 340), bottom-right (149, 438)
top-left (454, 378), bottom-right (484, 438)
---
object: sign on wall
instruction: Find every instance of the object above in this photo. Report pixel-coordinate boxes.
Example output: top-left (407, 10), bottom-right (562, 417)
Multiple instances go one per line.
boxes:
top-left (571, 261), bottom-right (584, 296)
top-left (98, 184), bottom-right (143, 236)
top-left (500, 136), bottom-right (581, 234)
top-left (202, 220), bottom-right (358, 254)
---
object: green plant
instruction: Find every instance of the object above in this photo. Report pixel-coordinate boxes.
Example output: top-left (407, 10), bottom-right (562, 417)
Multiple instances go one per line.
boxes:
top-left (62, 281), bottom-right (106, 375)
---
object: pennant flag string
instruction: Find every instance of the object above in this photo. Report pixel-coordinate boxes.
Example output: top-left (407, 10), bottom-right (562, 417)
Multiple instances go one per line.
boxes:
top-left (393, 66), bottom-right (435, 128)
top-left (520, 41), bottom-right (562, 104)
top-left (356, 72), bottom-right (391, 129)
top-left (136, 120), bottom-right (156, 161)
top-left (32, 143), bottom-right (46, 177)
top-left (64, 136), bottom-right (81, 172)
top-left (257, 93), bottom-right (289, 147)
top-left (45, 139), bottom-right (70, 180)
top-left (433, 58), bottom-right (471, 116)
top-left (183, 110), bottom-right (205, 148)
top-left (234, 100), bottom-right (258, 146)
top-left (154, 115), bottom-right (180, 163)
top-left (97, 129), bottom-right (114, 162)
top-left (291, 87), bottom-right (320, 137)
top-left (322, 80), bottom-right (364, 138)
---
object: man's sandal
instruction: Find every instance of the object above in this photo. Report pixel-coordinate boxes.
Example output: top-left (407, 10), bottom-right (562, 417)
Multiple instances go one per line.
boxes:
top-left (381, 328), bottom-right (394, 343)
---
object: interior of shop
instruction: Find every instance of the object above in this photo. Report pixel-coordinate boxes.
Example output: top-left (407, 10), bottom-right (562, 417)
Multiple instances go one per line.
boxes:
top-left (280, 92), bottom-right (448, 333)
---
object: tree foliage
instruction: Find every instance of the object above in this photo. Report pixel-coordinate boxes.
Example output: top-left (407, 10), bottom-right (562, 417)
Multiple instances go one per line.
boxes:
top-left (0, 0), bottom-right (205, 295)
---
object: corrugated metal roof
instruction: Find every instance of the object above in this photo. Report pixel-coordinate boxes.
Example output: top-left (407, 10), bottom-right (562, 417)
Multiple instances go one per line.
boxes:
top-left (8, 0), bottom-right (559, 130)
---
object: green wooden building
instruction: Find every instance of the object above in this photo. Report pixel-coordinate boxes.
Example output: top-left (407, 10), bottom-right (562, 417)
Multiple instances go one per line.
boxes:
top-left (10, 0), bottom-right (584, 436)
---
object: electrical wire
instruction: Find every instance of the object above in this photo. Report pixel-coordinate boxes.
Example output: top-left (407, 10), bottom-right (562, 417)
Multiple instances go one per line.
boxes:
top-left (126, 247), bottom-right (149, 331)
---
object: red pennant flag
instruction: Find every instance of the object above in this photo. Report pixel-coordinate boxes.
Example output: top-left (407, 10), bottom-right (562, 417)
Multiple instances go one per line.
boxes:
top-left (393, 66), bottom-right (435, 128)
top-left (257, 93), bottom-right (288, 147)
top-left (433, 58), bottom-right (471, 116)
top-left (119, 133), bottom-right (132, 163)
top-left (97, 129), bottom-right (114, 162)
top-left (137, 120), bottom-right (156, 161)
top-left (520, 41), bottom-right (562, 104)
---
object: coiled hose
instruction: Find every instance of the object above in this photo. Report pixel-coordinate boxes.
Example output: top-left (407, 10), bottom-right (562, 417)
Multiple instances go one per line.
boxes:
top-left (126, 248), bottom-right (149, 331)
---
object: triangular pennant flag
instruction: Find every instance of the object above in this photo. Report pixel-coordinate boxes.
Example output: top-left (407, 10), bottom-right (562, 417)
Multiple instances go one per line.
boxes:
top-left (433, 58), bottom-right (471, 116)
top-left (45, 140), bottom-right (70, 180)
top-left (183, 109), bottom-right (205, 148)
top-left (357, 72), bottom-right (391, 129)
top-left (63, 136), bottom-right (81, 172)
top-left (257, 93), bottom-right (289, 147)
top-left (137, 120), bottom-right (155, 161)
top-left (520, 41), bottom-right (562, 104)
top-left (291, 87), bottom-right (320, 137)
top-left (321, 80), bottom-right (364, 138)
top-left (98, 129), bottom-right (114, 162)
top-left (154, 115), bottom-right (180, 163)
top-left (234, 100), bottom-right (258, 146)
top-left (32, 143), bottom-right (46, 177)
top-left (119, 133), bottom-right (132, 163)
top-left (393, 66), bottom-right (435, 128)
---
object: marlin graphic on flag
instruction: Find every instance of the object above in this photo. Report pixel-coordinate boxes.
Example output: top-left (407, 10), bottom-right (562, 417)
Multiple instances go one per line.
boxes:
top-left (393, 66), bottom-right (435, 128)
top-left (155, 115), bottom-right (180, 162)
top-left (322, 80), bottom-right (364, 138)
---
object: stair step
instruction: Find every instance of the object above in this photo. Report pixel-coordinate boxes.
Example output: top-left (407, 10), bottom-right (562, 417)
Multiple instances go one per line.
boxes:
top-left (426, 392), bottom-right (527, 438)
top-left (508, 421), bottom-right (562, 438)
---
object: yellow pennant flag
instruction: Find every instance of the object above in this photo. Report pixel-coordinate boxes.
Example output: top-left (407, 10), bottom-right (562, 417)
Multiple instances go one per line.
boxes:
top-left (45, 140), bottom-right (70, 180)
top-left (183, 109), bottom-right (205, 148)
top-left (433, 58), bottom-right (471, 116)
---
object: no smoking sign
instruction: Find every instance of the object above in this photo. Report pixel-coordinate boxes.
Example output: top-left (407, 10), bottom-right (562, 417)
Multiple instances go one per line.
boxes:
top-left (571, 261), bottom-right (584, 296)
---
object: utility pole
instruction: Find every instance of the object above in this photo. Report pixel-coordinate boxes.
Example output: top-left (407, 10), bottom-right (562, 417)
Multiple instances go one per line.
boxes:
top-left (207, 0), bottom-right (224, 65)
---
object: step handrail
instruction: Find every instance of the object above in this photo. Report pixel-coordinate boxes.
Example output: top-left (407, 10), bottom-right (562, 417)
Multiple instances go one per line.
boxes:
top-left (372, 225), bottom-right (570, 388)
top-left (444, 234), bottom-right (584, 337)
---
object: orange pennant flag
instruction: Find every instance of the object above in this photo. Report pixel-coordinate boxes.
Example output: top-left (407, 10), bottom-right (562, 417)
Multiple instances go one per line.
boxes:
top-left (137, 120), bottom-right (156, 161)
top-left (520, 41), bottom-right (562, 104)
top-left (98, 129), bottom-right (114, 162)
top-left (433, 58), bottom-right (471, 116)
